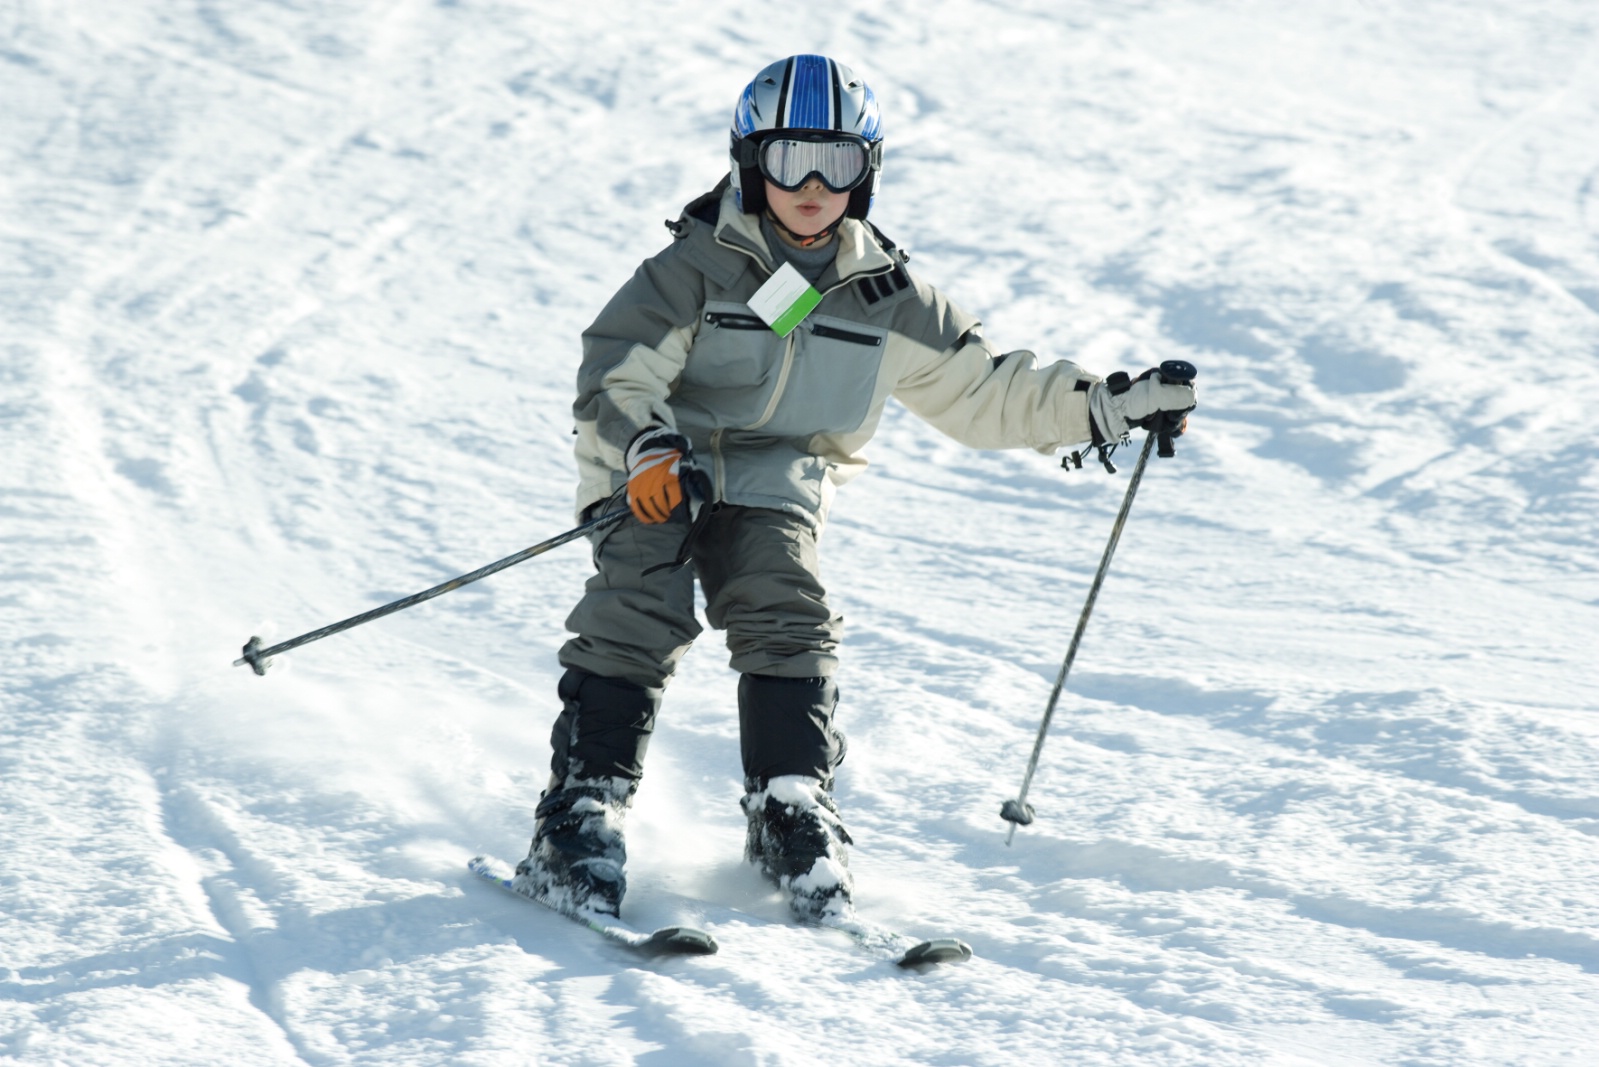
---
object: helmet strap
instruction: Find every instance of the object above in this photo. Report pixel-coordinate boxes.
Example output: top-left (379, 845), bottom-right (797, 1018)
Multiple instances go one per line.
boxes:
top-left (764, 208), bottom-right (843, 250)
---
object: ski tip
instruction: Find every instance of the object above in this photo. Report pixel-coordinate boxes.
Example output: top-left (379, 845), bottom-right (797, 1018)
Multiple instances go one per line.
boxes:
top-left (467, 854), bottom-right (717, 958)
top-left (639, 926), bottom-right (719, 957)
top-left (466, 855), bottom-right (514, 888)
top-left (896, 938), bottom-right (973, 967)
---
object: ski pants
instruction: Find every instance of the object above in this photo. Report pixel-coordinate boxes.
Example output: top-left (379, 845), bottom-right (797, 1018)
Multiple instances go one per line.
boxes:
top-left (552, 505), bottom-right (847, 787)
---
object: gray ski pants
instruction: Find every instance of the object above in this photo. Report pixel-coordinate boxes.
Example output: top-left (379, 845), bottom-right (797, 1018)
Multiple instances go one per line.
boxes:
top-left (558, 505), bottom-right (843, 689)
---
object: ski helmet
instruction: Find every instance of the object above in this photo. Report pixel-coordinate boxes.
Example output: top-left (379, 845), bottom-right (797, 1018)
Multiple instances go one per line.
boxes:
top-left (729, 54), bottom-right (883, 220)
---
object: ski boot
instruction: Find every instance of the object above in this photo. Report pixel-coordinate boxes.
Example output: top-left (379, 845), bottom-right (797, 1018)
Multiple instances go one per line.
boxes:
top-left (742, 775), bottom-right (855, 922)
top-left (513, 775), bottom-right (635, 919)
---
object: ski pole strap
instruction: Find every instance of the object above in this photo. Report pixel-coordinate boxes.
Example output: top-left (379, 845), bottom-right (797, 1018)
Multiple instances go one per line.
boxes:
top-left (641, 468), bottom-right (716, 577)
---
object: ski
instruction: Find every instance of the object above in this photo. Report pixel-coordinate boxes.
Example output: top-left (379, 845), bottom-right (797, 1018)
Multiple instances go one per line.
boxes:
top-left (467, 855), bottom-right (718, 957)
top-left (818, 910), bottom-right (973, 968)
top-left (469, 854), bottom-right (964, 966)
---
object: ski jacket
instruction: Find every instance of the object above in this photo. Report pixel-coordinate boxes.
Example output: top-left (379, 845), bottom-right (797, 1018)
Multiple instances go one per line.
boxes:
top-left (572, 179), bottom-right (1101, 528)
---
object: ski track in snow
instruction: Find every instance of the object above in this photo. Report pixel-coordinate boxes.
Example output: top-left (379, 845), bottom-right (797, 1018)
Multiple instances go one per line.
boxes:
top-left (4, 1), bottom-right (1598, 1064)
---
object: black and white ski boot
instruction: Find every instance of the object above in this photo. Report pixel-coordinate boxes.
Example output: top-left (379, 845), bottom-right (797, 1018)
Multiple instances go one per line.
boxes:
top-left (513, 776), bottom-right (635, 919)
top-left (742, 775), bottom-right (855, 922)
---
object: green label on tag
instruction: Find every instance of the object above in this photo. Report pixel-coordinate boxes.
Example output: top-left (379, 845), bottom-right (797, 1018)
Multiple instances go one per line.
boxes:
top-left (747, 262), bottom-right (822, 338)
top-left (769, 286), bottom-right (822, 336)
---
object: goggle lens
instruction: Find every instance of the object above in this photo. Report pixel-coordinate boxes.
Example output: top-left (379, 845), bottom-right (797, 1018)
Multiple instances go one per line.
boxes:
top-left (759, 137), bottom-right (870, 193)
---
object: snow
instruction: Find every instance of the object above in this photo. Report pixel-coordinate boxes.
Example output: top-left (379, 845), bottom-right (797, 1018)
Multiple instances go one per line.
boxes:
top-left (4, 0), bottom-right (1598, 1063)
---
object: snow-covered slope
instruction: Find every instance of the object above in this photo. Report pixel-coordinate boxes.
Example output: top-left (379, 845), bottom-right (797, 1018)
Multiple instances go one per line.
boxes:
top-left (4, 2), bottom-right (1597, 1064)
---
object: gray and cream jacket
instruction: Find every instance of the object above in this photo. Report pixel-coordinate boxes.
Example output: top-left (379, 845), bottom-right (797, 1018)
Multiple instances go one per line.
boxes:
top-left (573, 180), bottom-right (1101, 529)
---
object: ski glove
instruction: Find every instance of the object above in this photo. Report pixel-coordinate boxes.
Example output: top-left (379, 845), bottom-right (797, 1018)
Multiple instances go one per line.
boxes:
top-left (624, 429), bottom-right (700, 524)
top-left (1088, 368), bottom-right (1198, 445)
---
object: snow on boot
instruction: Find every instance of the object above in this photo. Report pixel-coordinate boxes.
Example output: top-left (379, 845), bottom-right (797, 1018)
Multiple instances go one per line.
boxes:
top-left (513, 776), bottom-right (635, 919)
top-left (742, 774), bottom-right (855, 923)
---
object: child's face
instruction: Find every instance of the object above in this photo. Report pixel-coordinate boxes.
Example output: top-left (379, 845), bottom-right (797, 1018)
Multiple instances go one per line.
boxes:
top-left (765, 178), bottom-right (849, 246)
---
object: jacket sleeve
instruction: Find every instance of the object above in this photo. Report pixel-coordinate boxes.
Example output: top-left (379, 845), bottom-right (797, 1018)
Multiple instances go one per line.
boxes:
top-left (574, 240), bottom-right (706, 466)
top-left (888, 280), bottom-right (1099, 453)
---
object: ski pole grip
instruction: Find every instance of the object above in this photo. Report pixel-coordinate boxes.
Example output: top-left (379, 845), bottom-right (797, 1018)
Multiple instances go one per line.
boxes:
top-left (1156, 359), bottom-right (1196, 385)
top-left (1154, 360), bottom-right (1197, 458)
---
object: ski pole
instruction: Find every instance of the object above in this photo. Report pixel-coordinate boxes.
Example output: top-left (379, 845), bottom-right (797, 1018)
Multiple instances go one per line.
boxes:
top-left (1000, 359), bottom-right (1196, 843)
top-left (234, 508), bottom-right (627, 676)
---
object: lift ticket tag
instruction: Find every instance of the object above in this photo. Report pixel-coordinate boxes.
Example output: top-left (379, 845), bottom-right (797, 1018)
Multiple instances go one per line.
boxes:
top-left (747, 262), bottom-right (822, 337)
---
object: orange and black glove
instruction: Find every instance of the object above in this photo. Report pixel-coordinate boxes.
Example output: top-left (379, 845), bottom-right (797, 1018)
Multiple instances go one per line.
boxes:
top-left (624, 429), bottom-right (699, 524)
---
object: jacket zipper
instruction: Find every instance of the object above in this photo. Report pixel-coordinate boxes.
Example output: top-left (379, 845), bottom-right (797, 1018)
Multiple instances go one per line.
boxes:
top-left (705, 311), bottom-right (769, 330)
top-left (743, 329), bottom-right (797, 432)
top-left (709, 427), bottom-right (727, 503)
top-left (810, 322), bottom-right (882, 346)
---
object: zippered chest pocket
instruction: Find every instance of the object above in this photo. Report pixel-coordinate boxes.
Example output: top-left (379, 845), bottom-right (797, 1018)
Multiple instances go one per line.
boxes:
top-left (810, 322), bottom-right (883, 347)
top-left (703, 310), bottom-right (768, 330)
top-left (756, 313), bottom-right (887, 437)
top-left (677, 300), bottom-right (788, 425)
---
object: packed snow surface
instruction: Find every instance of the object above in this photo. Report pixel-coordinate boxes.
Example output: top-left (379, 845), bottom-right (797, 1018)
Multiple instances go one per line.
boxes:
top-left (5, 1), bottom-right (1599, 1064)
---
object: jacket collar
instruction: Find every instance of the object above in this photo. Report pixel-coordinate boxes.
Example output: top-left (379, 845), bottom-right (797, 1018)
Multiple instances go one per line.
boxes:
top-left (710, 183), bottom-right (896, 289)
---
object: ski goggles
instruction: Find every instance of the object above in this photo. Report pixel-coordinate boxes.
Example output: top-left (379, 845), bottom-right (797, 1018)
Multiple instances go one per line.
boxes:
top-left (749, 132), bottom-right (878, 193)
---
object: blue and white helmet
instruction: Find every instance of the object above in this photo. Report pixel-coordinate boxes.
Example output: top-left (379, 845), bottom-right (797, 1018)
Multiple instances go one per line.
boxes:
top-left (729, 54), bottom-right (883, 219)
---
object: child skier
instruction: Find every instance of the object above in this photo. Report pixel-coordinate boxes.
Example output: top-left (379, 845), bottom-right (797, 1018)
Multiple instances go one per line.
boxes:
top-left (513, 54), bottom-right (1197, 923)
